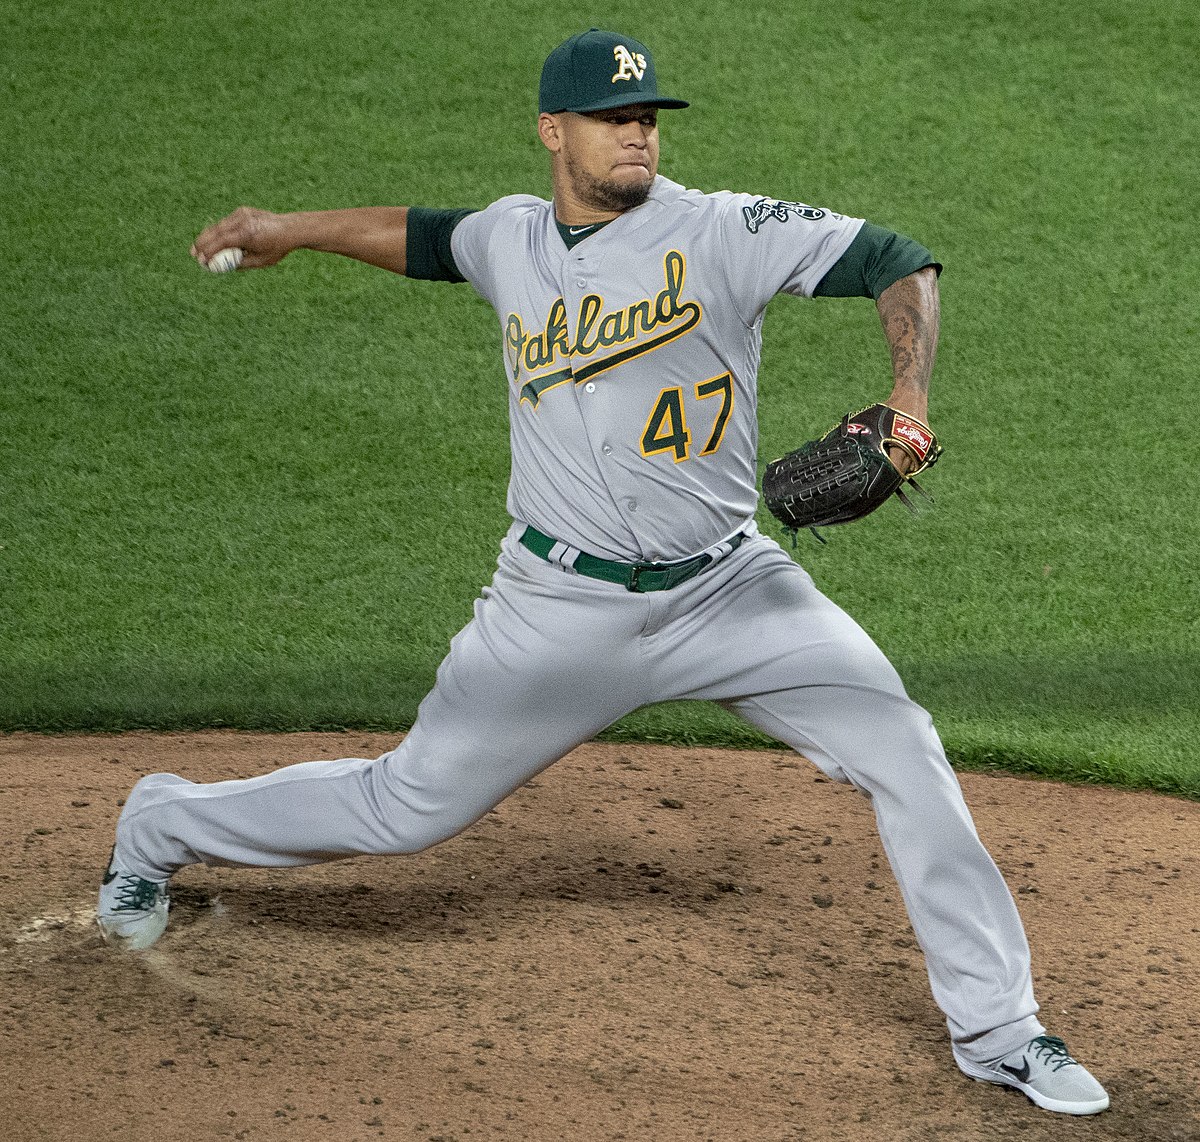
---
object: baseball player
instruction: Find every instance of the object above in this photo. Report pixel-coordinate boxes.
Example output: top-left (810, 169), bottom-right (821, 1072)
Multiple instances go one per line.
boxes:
top-left (99, 29), bottom-right (1108, 1115)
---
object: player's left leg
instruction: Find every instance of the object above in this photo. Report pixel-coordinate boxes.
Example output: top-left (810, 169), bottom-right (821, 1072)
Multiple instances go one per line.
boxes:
top-left (649, 534), bottom-right (1106, 1112)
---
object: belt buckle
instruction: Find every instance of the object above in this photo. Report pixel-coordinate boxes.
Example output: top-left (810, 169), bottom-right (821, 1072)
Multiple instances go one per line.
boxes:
top-left (626, 535), bottom-right (742, 593)
top-left (627, 556), bottom-right (702, 593)
top-left (627, 561), bottom-right (669, 592)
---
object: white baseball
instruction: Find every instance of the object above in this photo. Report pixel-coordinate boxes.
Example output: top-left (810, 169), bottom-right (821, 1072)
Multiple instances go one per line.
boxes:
top-left (206, 247), bottom-right (244, 273)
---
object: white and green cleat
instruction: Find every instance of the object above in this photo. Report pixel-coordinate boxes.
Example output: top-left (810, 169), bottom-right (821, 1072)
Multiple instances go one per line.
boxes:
top-left (96, 847), bottom-right (170, 950)
top-left (957, 1034), bottom-right (1109, 1115)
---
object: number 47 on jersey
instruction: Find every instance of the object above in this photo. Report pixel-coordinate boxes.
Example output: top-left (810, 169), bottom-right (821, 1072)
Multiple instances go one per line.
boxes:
top-left (640, 372), bottom-right (733, 463)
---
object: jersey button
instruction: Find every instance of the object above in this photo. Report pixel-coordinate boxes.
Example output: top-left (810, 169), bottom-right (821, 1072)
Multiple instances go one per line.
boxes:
top-left (584, 382), bottom-right (596, 393)
top-left (626, 498), bottom-right (638, 512)
top-left (576, 278), bottom-right (586, 288)
top-left (602, 445), bottom-right (613, 455)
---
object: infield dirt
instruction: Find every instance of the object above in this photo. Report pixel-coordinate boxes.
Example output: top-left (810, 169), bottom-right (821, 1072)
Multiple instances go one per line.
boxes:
top-left (1, 732), bottom-right (1197, 1141)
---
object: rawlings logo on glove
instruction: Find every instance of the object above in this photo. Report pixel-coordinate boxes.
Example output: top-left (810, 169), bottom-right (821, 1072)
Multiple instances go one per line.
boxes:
top-left (762, 403), bottom-right (942, 541)
top-left (890, 414), bottom-right (935, 461)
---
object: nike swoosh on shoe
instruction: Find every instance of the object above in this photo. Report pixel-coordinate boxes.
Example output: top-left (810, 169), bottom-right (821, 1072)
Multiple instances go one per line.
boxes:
top-left (1000, 1059), bottom-right (1032, 1084)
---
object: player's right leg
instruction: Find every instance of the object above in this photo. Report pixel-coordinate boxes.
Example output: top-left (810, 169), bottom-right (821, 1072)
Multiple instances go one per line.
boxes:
top-left (98, 531), bottom-right (654, 948)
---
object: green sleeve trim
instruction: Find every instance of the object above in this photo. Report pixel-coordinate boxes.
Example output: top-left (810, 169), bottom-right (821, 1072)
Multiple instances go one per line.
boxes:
top-left (814, 221), bottom-right (942, 299)
top-left (405, 207), bottom-right (477, 282)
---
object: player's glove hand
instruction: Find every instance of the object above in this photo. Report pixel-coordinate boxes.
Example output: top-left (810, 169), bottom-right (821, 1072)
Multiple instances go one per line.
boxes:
top-left (762, 403), bottom-right (942, 540)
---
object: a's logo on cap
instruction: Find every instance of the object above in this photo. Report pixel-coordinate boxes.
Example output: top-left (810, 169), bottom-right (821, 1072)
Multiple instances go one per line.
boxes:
top-left (612, 45), bottom-right (647, 83)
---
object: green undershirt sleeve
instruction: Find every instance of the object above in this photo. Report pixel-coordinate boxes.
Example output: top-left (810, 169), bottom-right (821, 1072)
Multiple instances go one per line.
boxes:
top-left (405, 206), bottom-right (478, 282)
top-left (814, 221), bottom-right (942, 299)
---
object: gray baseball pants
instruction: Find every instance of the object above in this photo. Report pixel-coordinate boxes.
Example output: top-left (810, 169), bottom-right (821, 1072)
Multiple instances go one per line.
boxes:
top-left (116, 527), bottom-right (1044, 1063)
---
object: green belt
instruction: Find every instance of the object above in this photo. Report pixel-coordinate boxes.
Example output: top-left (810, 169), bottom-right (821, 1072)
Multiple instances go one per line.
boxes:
top-left (519, 525), bottom-right (748, 593)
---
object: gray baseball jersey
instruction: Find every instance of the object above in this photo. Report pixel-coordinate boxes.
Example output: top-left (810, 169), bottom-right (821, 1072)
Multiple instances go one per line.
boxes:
top-left (451, 176), bottom-right (862, 562)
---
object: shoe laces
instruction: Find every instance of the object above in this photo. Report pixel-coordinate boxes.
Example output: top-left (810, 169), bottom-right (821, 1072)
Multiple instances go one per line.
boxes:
top-left (113, 874), bottom-right (162, 913)
top-left (1028, 1035), bottom-right (1078, 1072)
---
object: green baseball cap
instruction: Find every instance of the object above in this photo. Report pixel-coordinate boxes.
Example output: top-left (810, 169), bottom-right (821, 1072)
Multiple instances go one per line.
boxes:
top-left (538, 29), bottom-right (689, 114)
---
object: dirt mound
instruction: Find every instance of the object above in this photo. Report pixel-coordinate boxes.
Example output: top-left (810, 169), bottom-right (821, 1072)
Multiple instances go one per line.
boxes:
top-left (1, 731), bottom-right (1197, 1141)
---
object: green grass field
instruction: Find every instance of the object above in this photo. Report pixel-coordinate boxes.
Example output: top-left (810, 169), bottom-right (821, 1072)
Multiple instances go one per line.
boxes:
top-left (3, 1), bottom-right (1198, 796)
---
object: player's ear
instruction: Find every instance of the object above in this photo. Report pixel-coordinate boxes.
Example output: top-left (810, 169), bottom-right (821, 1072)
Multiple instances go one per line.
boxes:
top-left (538, 112), bottom-right (563, 154)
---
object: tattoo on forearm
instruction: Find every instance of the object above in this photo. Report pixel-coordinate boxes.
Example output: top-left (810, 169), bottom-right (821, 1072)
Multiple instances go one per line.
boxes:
top-left (877, 269), bottom-right (940, 400)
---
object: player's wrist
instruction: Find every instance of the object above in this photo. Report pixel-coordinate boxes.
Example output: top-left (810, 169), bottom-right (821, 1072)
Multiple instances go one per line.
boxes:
top-left (885, 389), bottom-right (930, 425)
top-left (283, 209), bottom-right (336, 254)
top-left (284, 207), bottom-right (410, 273)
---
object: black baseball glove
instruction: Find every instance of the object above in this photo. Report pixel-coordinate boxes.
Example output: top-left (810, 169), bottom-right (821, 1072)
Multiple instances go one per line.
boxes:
top-left (762, 403), bottom-right (942, 540)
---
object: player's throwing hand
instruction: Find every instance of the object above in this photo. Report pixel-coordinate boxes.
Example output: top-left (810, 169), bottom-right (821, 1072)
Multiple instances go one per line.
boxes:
top-left (190, 205), bottom-right (293, 271)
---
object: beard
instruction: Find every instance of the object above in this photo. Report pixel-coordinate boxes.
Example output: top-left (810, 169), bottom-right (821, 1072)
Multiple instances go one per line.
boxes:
top-left (564, 151), bottom-right (652, 212)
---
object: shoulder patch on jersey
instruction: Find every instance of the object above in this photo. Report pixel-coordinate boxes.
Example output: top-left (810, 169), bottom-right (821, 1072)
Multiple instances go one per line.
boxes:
top-left (742, 198), bottom-right (827, 235)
